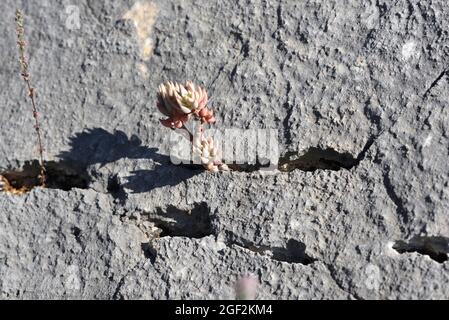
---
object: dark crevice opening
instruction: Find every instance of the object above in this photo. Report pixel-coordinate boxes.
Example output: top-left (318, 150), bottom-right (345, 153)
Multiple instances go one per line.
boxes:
top-left (228, 147), bottom-right (357, 173)
top-left (229, 141), bottom-right (375, 173)
top-left (107, 175), bottom-right (121, 195)
top-left (393, 236), bottom-right (449, 263)
top-left (423, 68), bottom-right (448, 99)
top-left (278, 147), bottom-right (357, 172)
top-left (277, 134), bottom-right (377, 173)
top-left (228, 163), bottom-right (275, 172)
top-left (144, 202), bottom-right (212, 238)
top-left (383, 169), bottom-right (409, 226)
top-left (271, 239), bottom-right (317, 264)
top-left (140, 243), bottom-right (157, 263)
top-left (71, 226), bottom-right (82, 245)
top-left (0, 160), bottom-right (90, 192)
top-left (214, 130), bottom-right (378, 173)
top-left (225, 231), bottom-right (316, 265)
top-left (107, 174), bottom-right (128, 205)
top-left (138, 202), bottom-right (212, 263)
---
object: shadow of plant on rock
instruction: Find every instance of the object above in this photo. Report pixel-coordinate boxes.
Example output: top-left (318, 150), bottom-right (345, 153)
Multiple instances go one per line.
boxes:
top-left (58, 128), bottom-right (201, 193)
top-left (122, 166), bottom-right (202, 194)
top-left (58, 128), bottom-right (167, 166)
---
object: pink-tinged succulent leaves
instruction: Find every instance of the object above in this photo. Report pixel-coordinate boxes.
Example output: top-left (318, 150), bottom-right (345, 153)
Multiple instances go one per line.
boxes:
top-left (156, 81), bottom-right (215, 128)
top-left (193, 128), bottom-right (228, 172)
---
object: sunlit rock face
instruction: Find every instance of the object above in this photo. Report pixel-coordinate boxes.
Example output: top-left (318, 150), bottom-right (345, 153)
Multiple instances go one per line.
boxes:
top-left (1, 0), bottom-right (448, 299)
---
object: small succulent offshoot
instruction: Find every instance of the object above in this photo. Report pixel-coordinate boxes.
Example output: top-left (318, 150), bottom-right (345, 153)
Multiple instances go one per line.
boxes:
top-left (192, 126), bottom-right (228, 172)
top-left (156, 81), bottom-right (228, 172)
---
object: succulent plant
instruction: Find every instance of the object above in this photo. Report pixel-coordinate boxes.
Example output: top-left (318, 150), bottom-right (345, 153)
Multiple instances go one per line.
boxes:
top-left (192, 128), bottom-right (229, 172)
top-left (156, 81), bottom-right (227, 172)
top-left (156, 81), bottom-right (215, 129)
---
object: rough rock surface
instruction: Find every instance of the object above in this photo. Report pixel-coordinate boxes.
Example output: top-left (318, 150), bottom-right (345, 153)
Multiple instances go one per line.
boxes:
top-left (1, 0), bottom-right (448, 299)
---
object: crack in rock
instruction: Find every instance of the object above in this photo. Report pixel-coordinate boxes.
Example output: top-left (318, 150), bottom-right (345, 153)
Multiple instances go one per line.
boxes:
top-left (137, 203), bottom-right (316, 266)
top-left (145, 234), bottom-right (317, 267)
top-left (423, 68), bottom-right (448, 99)
top-left (278, 147), bottom-right (357, 172)
top-left (324, 264), bottom-right (360, 300)
top-left (382, 168), bottom-right (409, 227)
top-left (112, 259), bottom-right (144, 300)
top-left (232, 239), bottom-right (317, 265)
top-left (143, 202), bottom-right (213, 238)
top-left (233, 132), bottom-right (378, 173)
top-left (231, 145), bottom-right (368, 173)
top-left (281, 81), bottom-right (293, 145)
top-left (0, 160), bottom-right (90, 192)
top-left (224, 231), bottom-right (316, 265)
top-left (71, 226), bottom-right (83, 246)
top-left (393, 236), bottom-right (449, 263)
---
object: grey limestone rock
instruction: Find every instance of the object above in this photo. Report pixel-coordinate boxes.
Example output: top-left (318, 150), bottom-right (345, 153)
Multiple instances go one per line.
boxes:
top-left (0, 0), bottom-right (448, 299)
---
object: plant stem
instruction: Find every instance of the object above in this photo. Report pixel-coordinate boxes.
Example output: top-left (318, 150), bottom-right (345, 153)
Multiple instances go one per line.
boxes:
top-left (15, 9), bottom-right (46, 186)
top-left (180, 124), bottom-right (194, 143)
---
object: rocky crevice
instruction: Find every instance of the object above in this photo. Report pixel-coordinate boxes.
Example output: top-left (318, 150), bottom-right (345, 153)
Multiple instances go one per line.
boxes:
top-left (382, 168), bottom-right (410, 228)
top-left (138, 203), bottom-right (317, 266)
top-left (143, 202), bottom-right (213, 238)
top-left (0, 160), bottom-right (90, 192)
top-left (423, 68), bottom-right (448, 99)
top-left (324, 264), bottom-right (360, 300)
top-left (230, 238), bottom-right (317, 265)
top-left (393, 236), bottom-right (449, 263)
top-left (113, 201), bottom-right (326, 297)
